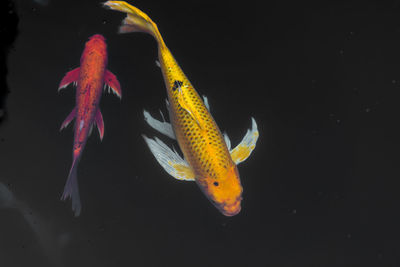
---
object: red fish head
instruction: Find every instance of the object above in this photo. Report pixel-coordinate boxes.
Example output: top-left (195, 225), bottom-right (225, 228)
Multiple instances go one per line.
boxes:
top-left (85, 34), bottom-right (107, 51)
top-left (88, 34), bottom-right (106, 42)
top-left (81, 34), bottom-right (108, 64)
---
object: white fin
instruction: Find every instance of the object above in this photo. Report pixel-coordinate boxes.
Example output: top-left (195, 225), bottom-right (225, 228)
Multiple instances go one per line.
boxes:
top-left (223, 132), bottom-right (231, 151)
top-left (165, 98), bottom-right (171, 115)
top-left (143, 109), bottom-right (176, 140)
top-left (230, 117), bottom-right (259, 165)
top-left (142, 135), bottom-right (195, 181)
top-left (202, 95), bottom-right (210, 111)
top-left (155, 60), bottom-right (161, 68)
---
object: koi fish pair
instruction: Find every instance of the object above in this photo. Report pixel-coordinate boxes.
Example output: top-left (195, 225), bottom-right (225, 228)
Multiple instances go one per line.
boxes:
top-left (59, 1), bottom-right (259, 217)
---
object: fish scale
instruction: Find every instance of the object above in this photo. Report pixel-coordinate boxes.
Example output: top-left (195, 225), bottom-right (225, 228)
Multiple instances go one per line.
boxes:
top-left (159, 47), bottom-right (234, 183)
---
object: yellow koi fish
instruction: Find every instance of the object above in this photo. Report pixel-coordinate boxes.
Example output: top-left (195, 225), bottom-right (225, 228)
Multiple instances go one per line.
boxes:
top-left (104, 1), bottom-right (259, 216)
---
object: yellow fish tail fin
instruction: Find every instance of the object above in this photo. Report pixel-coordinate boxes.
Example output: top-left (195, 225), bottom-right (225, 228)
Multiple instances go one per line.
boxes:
top-left (103, 1), bottom-right (163, 43)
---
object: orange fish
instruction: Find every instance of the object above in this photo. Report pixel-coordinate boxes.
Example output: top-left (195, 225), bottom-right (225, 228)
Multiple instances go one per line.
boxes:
top-left (104, 2), bottom-right (258, 216)
top-left (58, 34), bottom-right (121, 216)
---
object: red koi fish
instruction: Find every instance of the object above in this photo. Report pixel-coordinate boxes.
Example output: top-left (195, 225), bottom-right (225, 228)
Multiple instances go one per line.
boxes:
top-left (58, 34), bottom-right (121, 216)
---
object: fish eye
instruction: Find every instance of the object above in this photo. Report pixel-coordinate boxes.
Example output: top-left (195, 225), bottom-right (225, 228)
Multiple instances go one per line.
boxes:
top-left (213, 182), bottom-right (219, 186)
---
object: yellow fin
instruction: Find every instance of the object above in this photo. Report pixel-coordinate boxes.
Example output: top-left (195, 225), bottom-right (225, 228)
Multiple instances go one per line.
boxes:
top-left (169, 162), bottom-right (195, 181)
top-left (230, 118), bottom-right (259, 165)
top-left (103, 1), bottom-right (164, 44)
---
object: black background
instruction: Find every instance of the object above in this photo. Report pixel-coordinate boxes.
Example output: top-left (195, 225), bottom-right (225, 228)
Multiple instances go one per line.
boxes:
top-left (1, 0), bottom-right (400, 266)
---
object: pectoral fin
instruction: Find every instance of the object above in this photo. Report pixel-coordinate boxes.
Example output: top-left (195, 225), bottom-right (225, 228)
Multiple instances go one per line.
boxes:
top-left (143, 109), bottom-right (176, 140)
top-left (104, 70), bottom-right (122, 99)
top-left (230, 117), bottom-right (259, 165)
top-left (59, 67), bottom-right (80, 91)
top-left (143, 135), bottom-right (195, 181)
top-left (95, 109), bottom-right (105, 141)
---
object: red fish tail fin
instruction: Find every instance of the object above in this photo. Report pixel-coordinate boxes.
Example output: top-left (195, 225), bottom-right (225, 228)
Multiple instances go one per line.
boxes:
top-left (61, 157), bottom-right (81, 217)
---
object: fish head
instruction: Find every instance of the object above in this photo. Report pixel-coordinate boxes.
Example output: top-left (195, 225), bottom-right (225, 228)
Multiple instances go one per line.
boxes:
top-left (199, 165), bottom-right (243, 216)
top-left (86, 34), bottom-right (107, 51)
top-left (88, 34), bottom-right (106, 43)
top-left (81, 34), bottom-right (108, 64)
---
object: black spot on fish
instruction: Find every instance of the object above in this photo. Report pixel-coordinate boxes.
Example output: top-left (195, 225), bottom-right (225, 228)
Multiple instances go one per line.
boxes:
top-left (213, 182), bottom-right (219, 186)
top-left (172, 80), bottom-right (183, 91)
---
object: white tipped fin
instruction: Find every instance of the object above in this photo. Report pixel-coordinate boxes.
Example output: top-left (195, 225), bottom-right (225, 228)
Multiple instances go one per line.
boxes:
top-left (223, 132), bottom-right (231, 151)
top-left (142, 135), bottom-right (195, 181)
top-left (202, 95), bottom-right (210, 111)
top-left (88, 125), bottom-right (94, 137)
top-left (60, 108), bottom-right (76, 131)
top-left (58, 67), bottom-right (80, 92)
top-left (104, 70), bottom-right (122, 99)
top-left (143, 110), bottom-right (176, 140)
top-left (230, 117), bottom-right (259, 165)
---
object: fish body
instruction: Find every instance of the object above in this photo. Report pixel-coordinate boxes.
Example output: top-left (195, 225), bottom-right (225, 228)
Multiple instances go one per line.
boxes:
top-left (58, 34), bottom-right (121, 216)
top-left (104, 1), bottom-right (258, 216)
top-left (159, 51), bottom-right (243, 216)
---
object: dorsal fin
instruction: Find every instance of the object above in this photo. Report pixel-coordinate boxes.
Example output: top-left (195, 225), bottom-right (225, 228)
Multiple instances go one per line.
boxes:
top-left (174, 80), bottom-right (203, 129)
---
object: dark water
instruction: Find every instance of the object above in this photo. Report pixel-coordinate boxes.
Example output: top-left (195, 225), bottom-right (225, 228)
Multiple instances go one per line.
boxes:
top-left (1, 0), bottom-right (400, 266)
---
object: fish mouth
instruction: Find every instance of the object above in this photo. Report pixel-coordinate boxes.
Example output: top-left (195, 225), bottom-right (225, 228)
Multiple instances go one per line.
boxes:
top-left (203, 193), bottom-right (242, 217)
top-left (220, 199), bottom-right (242, 216)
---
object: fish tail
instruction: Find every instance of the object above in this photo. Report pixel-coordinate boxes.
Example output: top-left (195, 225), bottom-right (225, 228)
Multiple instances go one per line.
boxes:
top-left (61, 157), bottom-right (81, 217)
top-left (103, 1), bottom-right (165, 45)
